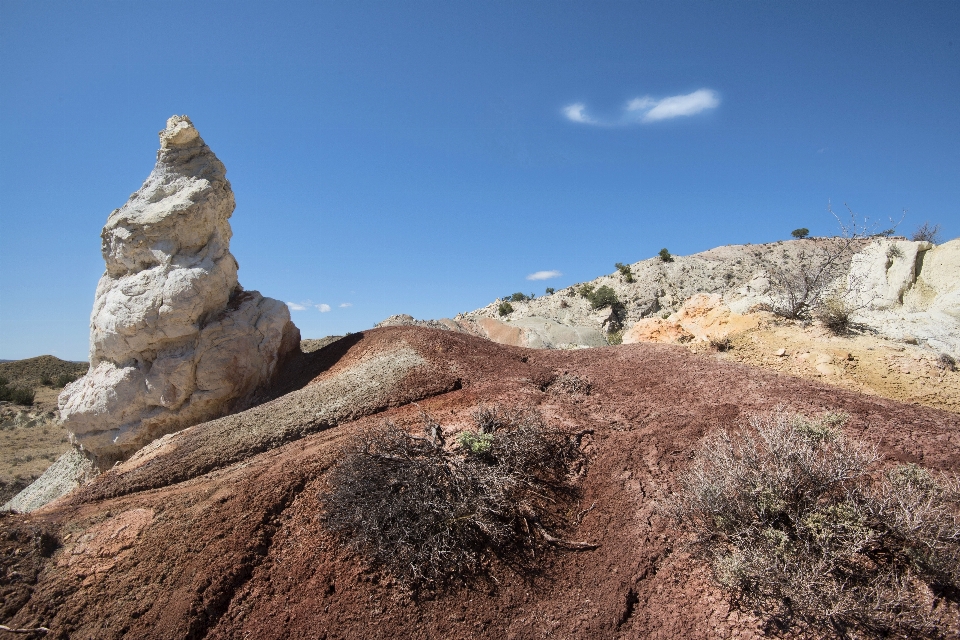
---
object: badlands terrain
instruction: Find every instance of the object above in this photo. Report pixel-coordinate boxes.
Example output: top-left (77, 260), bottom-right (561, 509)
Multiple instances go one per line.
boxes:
top-left (1, 117), bottom-right (958, 638)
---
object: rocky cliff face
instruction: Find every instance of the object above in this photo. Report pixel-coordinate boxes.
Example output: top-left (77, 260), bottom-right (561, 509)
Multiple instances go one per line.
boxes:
top-left (456, 236), bottom-right (959, 359)
top-left (59, 116), bottom-right (300, 468)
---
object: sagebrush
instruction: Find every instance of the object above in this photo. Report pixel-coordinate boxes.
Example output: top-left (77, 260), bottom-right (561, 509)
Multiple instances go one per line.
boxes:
top-left (321, 406), bottom-right (591, 589)
top-left (0, 376), bottom-right (34, 405)
top-left (668, 409), bottom-right (960, 638)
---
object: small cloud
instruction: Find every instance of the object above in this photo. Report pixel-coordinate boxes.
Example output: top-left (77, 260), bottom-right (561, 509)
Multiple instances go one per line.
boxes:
top-left (564, 88), bottom-right (720, 126)
top-left (638, 89), bottom-right (719, 122)
top-left (562, 103), bottom-right (597, 124)
top-left (339, 303), bottom-right (352, 308)
top-left (316, 303), bottom-right (331, 313)
top-left (527, 270), bottom-right (562, 281)
top-left (286, 302), bottom-right (307, 311)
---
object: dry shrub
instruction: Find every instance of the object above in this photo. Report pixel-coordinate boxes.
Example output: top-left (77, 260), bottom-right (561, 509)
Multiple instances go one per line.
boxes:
top-left (938, 353), bottom-right (957, 372)
top-left (668, 408), bottom-right (960, 638)
top-left (816, 295), bottom-right (854, 335)
top-left (709, 336), bottom-right (732, 352)
top-left (548, 373), bottom-right (591, 396)
top-left (912, 222), bottom-right (941, 244)
top-left (321, 406), bottom-right (589, 590)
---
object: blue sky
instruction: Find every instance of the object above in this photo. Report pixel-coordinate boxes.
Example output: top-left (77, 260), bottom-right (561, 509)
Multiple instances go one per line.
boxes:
top-left (1, 1), bottom-right (958, 360)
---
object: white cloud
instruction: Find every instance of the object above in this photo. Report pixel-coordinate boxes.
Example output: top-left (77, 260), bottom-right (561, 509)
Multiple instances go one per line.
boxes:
top-left (286, 302), bottom-right (307, 311)
top-left (316, 303), bottom-right (331, 313)
top-left (526, 270), bottom-right (562, 281)
top-left (637, 89), bottom-right (720, 122)
top-left (564, 89), bottom-right (719, 126)
top-left (339, 302), bottom-right (352, 308)
top-left (562, 103), bottom-right (596, 124)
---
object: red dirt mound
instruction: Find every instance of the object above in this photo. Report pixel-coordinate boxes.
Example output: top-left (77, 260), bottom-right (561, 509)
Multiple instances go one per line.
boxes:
top-left (2, 326), bottom-right (958, 639)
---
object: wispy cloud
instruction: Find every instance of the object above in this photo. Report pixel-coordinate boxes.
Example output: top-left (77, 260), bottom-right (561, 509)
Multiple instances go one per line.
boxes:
top-left (286, 302), bottom-right (307, 311)
top-left (339, 302), bottom-right (352, 308)
top-left (527, 270), bottom-right (562, 281)
top-left (631, 89), bottom-right (720, 122)
top-left (563, 89), bottom-right (720, 126)
top-left (316, 303), bottom-right (331, 313)
top-left (561, 103), bottom-right (596, 124)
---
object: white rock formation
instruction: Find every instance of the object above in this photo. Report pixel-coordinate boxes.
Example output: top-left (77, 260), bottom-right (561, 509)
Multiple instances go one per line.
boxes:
top-left (849, 237), bottom-right (960, 358)
top-left (59, 116), bottom-right (300, 467)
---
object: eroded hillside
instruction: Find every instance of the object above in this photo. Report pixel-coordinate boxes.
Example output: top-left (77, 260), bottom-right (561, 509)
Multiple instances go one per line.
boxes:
top-left (2, 327), bottom-right (958, 639)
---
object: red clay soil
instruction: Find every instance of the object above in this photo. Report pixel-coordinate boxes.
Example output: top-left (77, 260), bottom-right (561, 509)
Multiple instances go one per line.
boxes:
top-left (2, 327), bottom-right (959, 639)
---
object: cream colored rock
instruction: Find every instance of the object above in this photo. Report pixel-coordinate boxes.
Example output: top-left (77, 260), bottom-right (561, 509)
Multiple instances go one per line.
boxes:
top-left (59, 116), bottom-right (299, 467)
top-left (623, 294), bottom-right (763, 346)
top-left (849, 238), bottom-right (960, 359)
top-left (473, 316), bottom-right (606, 349)
top-left (847, 238), bottom-right (932, 311)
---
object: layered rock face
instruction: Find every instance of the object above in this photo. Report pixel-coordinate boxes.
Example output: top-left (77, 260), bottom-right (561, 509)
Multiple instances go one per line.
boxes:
top-left (59, 116), bottom-right (300, 467)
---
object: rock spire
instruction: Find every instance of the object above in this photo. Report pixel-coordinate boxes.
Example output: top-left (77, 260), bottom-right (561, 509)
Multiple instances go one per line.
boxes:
top-left (59, 116), bottom-right (300, 467)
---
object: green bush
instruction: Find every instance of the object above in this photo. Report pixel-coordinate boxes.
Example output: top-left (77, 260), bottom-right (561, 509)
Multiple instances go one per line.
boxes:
top-left (457, 430), bottom-right (494, 456)
top-left (587, 285), bottom-right (620, 310)
top-left (55, 373), bottom-right (78, 388)
top-left (40, 375), bottom-right (53, 386)
top-left (668, 409), bottom-right (960, 638)
top-left (321, 406), bottom-right (589, 589)
top-left (658, 248), bottom-right (673, 263)
top-left (791, 228), bottom-right (810, 239)
top-left (545, 287), bottom-right (555, 295)
top-left (615, 262), bottom-right (635, 283)
top-left (509, 292), bottom-right (533, 302)
top-left (0, 381), bottom-right (35, 406)
top-left (498, 301), bottom-right (514, 316)
top-left (576, 283), bottom-right (621, 309)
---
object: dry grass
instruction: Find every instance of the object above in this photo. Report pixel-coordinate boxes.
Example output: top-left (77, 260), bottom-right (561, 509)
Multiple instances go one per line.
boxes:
top-left (667, 408), bottom-right (960, 638)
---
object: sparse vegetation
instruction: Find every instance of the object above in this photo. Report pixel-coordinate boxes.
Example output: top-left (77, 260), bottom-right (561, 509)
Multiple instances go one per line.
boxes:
top-left (939, 353), bottom-right (957, 372)
top-left (765, 204), bottom-right (879, 320)
top-left (507, 292), bottom-right (534, 302)
top-left (545, 287), bottom-right (555, 295)
top-left (606, 329), bottom-right (623, 345)
top-left (791, 228), bottom-right (810, 239)
top-left (54, 373), bottom-right (78, 388)
top-left (321, 406), bottom-right (590, 589)
top-left (912, 222), bottom-right (942, 244)
top-left (668, 409), bottom-right (960, 638)
top-left (709, 336), bottom-right (732, 352)
top-left (0, 356), bottom-right (87, 392)
top-left (816, 295), bottom-right (855, 335)
top-left (615, 262), bottom-right (635, 283)
top-left (588, 285), bottom-right (620, 310)
top-left (498, 301), bottom-right (514, 316)
top-left (0, 376), bottom-right (35, 406)
top-left (658, 248), bottom-right (674, 263)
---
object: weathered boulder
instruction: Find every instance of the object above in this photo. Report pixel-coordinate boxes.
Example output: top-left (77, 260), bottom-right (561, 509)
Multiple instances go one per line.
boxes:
top-left (59, 116), bottom-right (300, 467)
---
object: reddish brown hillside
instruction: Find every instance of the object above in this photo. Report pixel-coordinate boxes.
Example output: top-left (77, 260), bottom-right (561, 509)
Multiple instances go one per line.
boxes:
top-left (2, 327), bottom-right (958, 639)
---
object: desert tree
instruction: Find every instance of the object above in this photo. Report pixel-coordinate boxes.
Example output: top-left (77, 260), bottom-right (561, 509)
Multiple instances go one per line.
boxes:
top-left (764, 202), bottom-right (899, 323)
